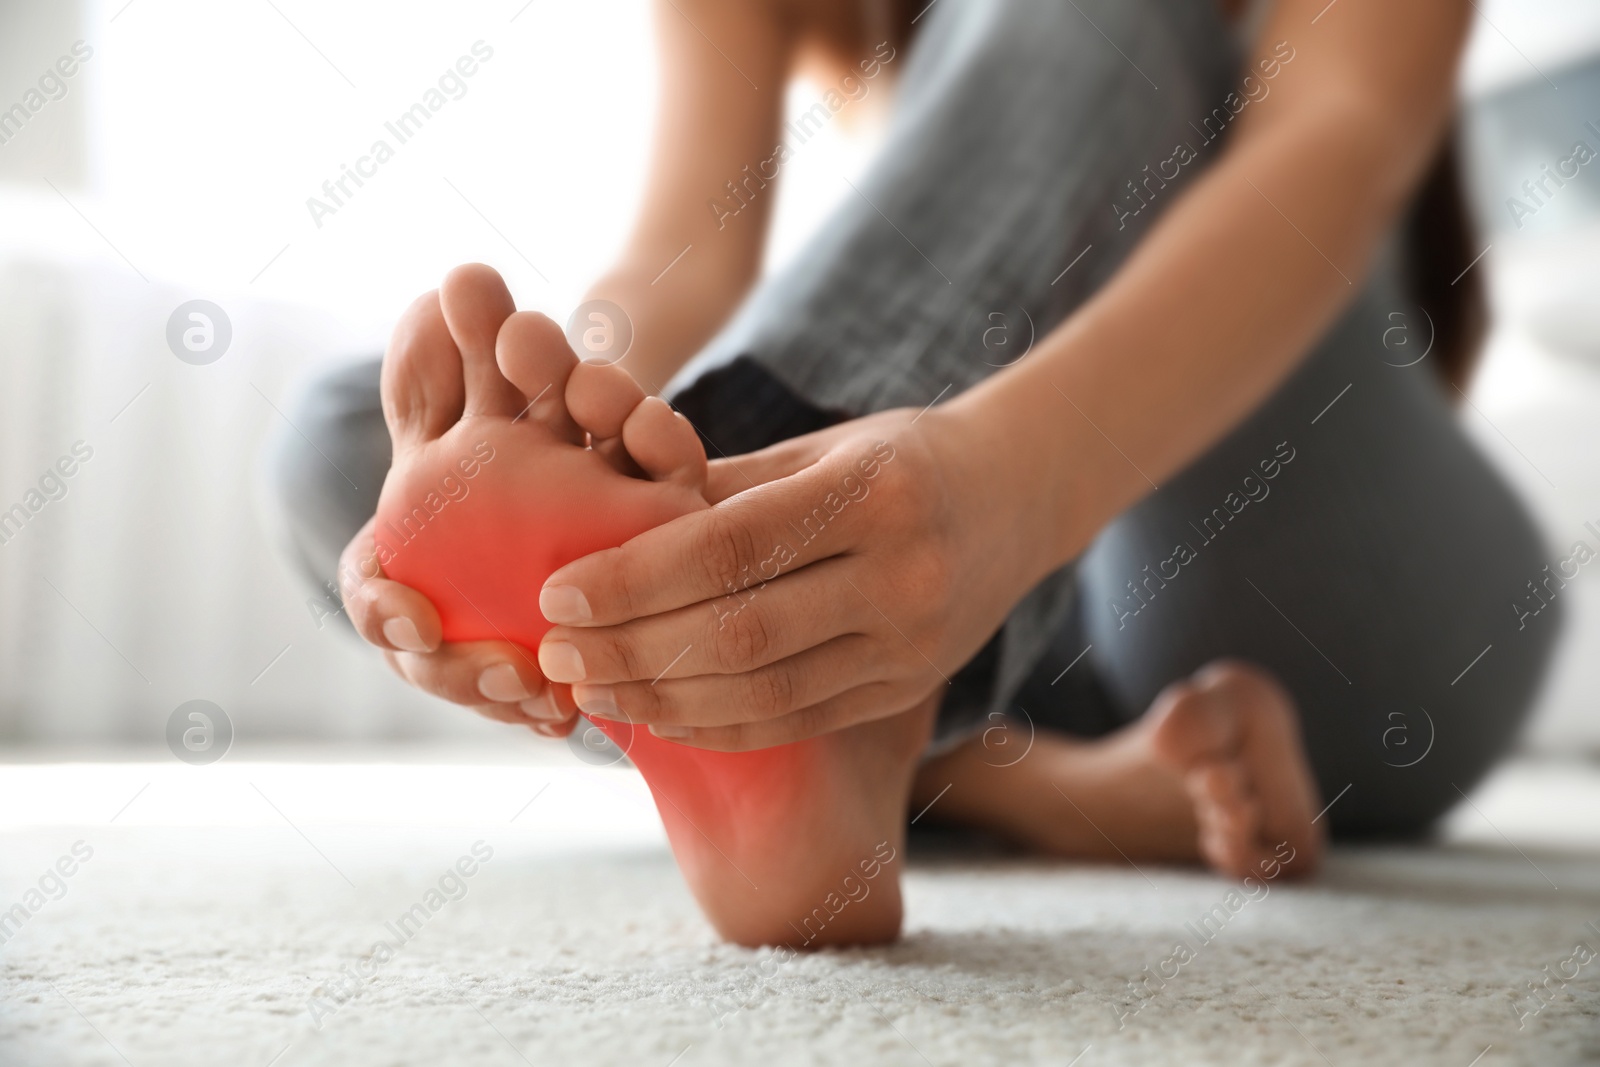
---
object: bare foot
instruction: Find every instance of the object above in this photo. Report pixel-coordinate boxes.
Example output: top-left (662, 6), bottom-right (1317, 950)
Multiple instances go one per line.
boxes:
top-left (375, 264), bottom-right (933, 946)
top-left (913, 658), bottom-right (1322, 879)
top-left (1149, 659), bottom-right (1324, 878)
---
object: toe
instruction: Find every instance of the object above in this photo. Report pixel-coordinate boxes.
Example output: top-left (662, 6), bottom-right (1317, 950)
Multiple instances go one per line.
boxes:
top-left (1194, 660), bottom-right (1325, 874)
top-left (1188, 764), bottom-right (1263, 877)
top-left (623, 397), bottom-right (708, 488)
top-left (1195, 665), bottom-right (1323, 845)
top-left (439, 263), bottom-right (525, 418)
top-left (1194, 764), bottom-right (1261, 840)
top-left (567, 359), bottom-right (647, 440)
top-left (1148, 679), bottom-right (1237, 771)
top-left (381, 289), bottom-right (464, 446)
top-left (497, 311), bottom-right (582, 443)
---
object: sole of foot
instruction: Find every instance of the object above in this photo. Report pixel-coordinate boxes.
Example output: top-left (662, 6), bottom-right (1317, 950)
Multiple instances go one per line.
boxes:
top-left (374, 264), bottom-right (933, 946)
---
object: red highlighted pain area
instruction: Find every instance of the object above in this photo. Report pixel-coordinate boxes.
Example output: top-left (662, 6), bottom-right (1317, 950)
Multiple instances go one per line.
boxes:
top-left (368, 265), bottom-right (915, 945)
top-left (373, 421), bottom-right (820, 866)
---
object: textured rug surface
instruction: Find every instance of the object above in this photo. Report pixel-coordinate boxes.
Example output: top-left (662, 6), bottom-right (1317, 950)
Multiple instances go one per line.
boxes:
top-left (2, 755), bottom-right (1598, 1066)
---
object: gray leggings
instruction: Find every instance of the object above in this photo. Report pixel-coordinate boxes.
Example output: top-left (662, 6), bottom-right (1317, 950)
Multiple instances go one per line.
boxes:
top-left (264, 0), bottom-right (1558, 838)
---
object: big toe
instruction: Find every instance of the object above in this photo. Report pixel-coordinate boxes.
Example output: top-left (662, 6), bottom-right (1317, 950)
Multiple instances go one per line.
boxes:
top-left (1149, 678), bottom-right (1238, 772)
top-left (1186, 762), bottom-right (1264, 878)
top-left (440, 263), bottom-right (525, 418)
top-left (1194, 660), bottom-right (1324, 874)
top-left (382, 289), bottom-right (464, 446)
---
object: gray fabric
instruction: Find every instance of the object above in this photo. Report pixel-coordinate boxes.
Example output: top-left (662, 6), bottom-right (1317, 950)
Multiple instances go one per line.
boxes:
top-left (668, 0), bottom-right (1247, 739)
top-left (262, 356), bottom-right (387, 609)
top-left (263, 0), bottom-right (1560, 835)
top-left (1024, 284), bottom-right (1560, 835)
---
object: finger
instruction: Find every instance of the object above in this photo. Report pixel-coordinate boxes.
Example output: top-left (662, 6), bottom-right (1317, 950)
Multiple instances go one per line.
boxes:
top-left (530, 685), bottom-right (582, 738)
top-left (647, 681), bottom-right (920, 752)
top-left (339, 517), bottom-right (442, 652)
top-left (574, 634), bottom-right (878, 728)
top-left (702, 432), bottom-right (826, 503)
top-left (540, 556), bottom-right (862, 685)
top-left (475, 689), bottom-right (580, 736)
top-left (530, 715), bottom-right (580, 739)
top-left (464, 700), bottom-right (582, 742)
top-left (386, 641), bottom-right (547, 708)
top-left (470, 702), bottom-right (539, 727)
top-left (541, 446), bottom-right (888, 627)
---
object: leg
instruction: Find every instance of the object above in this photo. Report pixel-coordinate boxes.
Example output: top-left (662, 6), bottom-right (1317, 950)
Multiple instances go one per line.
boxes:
top-left (263, 273), bottom-right (935, 947)
top-left (916, 283), bottom-right (1557, 861)
top-left (915, 658), bottom-right (1324, 878)
top-left (375, 264), bottom-right (935, 947)
top-left (1071, 288), bottom-right (1561, 838)
top-left (673, 0), bottom-right (1246, 742)
top-left (261, 356), bottom-right (386, 609)
top-left (661, 0), bottom-right (1326, 875)
top-left (268, 0), bottom-right (1322, 887)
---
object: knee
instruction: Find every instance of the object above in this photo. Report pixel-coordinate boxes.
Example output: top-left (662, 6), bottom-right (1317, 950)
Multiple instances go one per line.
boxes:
top-left (259, 357), bottom-right (388, 594)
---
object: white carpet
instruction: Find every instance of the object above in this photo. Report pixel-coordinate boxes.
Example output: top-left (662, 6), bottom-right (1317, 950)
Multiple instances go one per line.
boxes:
top-left (2, 754), bottom-right (1598, 1066)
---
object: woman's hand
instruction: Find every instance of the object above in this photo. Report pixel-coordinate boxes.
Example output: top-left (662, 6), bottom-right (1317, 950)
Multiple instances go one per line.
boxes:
top-left (337, 516), bottom-right (582, 738)
top-left (533, 403), bottom-right (1050, 750)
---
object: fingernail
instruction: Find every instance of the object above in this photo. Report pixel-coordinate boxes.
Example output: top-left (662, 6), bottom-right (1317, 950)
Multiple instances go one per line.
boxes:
top-left (576, 687), bottom-right (625, 721)
top-left (540, 585), bottom-right (592, 624)
top-left (520, 695), bottom-right (564, 722)
top-left (539, 641), bottom-right (586, 683)
top-left (532, 722), bottom-right (562, 738)
top-left (650, 724), bottom-right (692, 739)
top-left (478, 663), bottom-right (531, 703)
top-left (382, 616), bottom-right (429, 652)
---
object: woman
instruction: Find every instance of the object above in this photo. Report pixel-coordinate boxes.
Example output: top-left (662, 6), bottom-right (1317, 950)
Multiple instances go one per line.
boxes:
top-left (268, 0), bottom-right (1558, 946)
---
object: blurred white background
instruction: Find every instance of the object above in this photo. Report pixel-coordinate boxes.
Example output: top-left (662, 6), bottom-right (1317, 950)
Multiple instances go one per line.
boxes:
top-left (0, 0), bottom-right (1596, 752)
top-left (0, 0), bottom-right (882, 748)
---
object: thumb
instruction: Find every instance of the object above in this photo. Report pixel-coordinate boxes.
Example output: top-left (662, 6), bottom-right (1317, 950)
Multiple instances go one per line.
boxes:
top-left (704, 434), bottom-right (830, 503)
